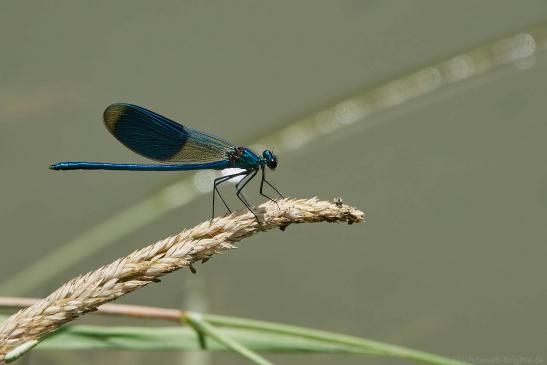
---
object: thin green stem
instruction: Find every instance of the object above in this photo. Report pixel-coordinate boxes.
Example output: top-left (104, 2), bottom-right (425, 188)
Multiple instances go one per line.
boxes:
top-left (202, 314), bottom-right (471, 365)
top-left (184, 313), bottom-right (274, 365)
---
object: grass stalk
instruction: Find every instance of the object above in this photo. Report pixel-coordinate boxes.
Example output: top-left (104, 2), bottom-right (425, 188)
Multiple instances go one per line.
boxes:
top-left (0, 197), bottom-right (363, 361)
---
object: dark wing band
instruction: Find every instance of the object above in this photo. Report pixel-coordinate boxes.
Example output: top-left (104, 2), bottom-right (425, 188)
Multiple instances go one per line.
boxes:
top-left (103, 103), bottom-right (235, 163)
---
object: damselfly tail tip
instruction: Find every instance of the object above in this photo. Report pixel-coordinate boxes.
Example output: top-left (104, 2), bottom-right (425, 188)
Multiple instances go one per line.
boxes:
top-left (49, 163), bottom-right (60, 170)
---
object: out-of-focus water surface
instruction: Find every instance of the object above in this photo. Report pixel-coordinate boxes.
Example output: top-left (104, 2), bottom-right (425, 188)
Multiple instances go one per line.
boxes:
top-left (1, 1), bottom-right (546, 364)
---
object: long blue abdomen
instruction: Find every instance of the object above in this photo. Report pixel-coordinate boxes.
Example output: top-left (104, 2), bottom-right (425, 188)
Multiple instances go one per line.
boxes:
top-left (50, 161), bottom-right (231, 171)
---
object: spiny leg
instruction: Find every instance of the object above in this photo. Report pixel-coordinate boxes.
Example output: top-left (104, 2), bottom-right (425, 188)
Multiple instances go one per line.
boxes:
top-left (258, 167), bottom-right (279, 208)
top-left (235, 177), bottom-right (252, 207)
top-left (213, 171), bottom-right (247, 213)
top-left (212, 170), bottom-right (250, 219)
top-left (264, 178), bottom-right (284, 198)
top-left (213, 175), bottom-right (234, 215)
top-left (235, 169), bottom-right (256, 208)
top-left (236, 169), bottom-right (259, 219)
top-left (260, 166), bottom-right (284, 202)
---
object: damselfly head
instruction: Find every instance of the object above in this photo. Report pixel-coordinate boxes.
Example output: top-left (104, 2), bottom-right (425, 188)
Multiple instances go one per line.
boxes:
top-left (262, 150), bottom-right (278, 170)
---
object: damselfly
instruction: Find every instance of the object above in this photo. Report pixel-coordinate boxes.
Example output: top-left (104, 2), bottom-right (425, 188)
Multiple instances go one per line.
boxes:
top-left (50, 103), bottom-right (283, 219)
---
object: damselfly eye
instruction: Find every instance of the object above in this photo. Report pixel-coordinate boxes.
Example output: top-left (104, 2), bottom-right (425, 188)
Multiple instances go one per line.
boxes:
top-left (267, 157), bottom-right (277, 170)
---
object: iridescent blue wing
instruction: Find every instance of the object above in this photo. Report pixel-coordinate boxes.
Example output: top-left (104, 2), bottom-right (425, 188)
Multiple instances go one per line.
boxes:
top-left (103, 103), bottom-right (236, 163)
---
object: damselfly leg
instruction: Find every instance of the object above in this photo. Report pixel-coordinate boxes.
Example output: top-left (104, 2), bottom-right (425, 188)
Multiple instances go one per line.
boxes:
top-left (212, 170), bottom-right (250, 219)
top-left (235, 169), bottom-right (259, 220)
top-left (260, 166), bottom-right (283, 206)
top-left (212, 167), bottom-right (282, 222)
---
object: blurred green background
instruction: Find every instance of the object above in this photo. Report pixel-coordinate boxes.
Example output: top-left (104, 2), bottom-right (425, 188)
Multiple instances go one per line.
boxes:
top-left (1, 1), bottom-right (546, 364)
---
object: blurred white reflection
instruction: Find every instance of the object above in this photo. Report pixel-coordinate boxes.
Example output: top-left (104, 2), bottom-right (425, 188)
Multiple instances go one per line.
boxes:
top-left (446, 56), bottom-right (474, 81)
top-left (335, 100), bottom-right (369, 125)
top-left (193, 167), bottom-right (255, 192)
top-left (316, 110), bottom-right (340, 134)
top-left (511, 33), bottom-right (536, 59)
top-left (511, 33), bottom-right (537, 70)
top-left (193, 170), bottom-right (218, 192)
top-left (221, 167), bottom-right (246, 183)
top-left (281, 124), bottom-right (314, 150)
top-left (416, 67), bottom-right (442, 92)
